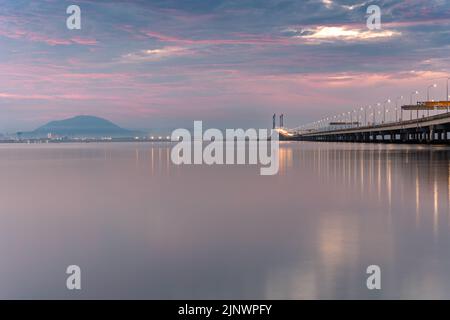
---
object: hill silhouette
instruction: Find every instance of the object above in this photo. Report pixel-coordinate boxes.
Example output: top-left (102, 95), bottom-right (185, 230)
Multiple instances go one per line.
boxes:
top-left (23, 115), bottom-right (137, 138)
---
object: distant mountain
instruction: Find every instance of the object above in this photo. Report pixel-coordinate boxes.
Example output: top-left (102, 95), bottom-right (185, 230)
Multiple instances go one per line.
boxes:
top-left (22, 115), bottom-right (139, 138)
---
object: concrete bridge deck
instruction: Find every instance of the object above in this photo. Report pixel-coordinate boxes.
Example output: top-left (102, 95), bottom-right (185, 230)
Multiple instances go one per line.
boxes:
top-left (284, 112), bottom-right (450, 144)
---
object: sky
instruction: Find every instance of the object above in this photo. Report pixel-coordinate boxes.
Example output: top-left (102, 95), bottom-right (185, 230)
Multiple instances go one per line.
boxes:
top-left (0, 0), bottom-right (449, 132)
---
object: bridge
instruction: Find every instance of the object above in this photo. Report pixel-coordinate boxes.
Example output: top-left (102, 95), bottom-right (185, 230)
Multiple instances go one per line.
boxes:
top-left (277, 101), bottom-right (450, 144)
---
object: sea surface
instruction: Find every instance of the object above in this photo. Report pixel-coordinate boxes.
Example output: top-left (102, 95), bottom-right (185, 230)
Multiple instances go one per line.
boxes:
top-left (1, 141), bottom-right (450, 299)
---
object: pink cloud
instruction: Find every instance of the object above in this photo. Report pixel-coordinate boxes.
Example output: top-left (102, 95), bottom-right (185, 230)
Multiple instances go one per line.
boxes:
top-left (70, 37), bottom-right (98, 46)
top-left (0, 28), bottom-right (97, 46)
top-left (142, 31), bottom-right (292, 46)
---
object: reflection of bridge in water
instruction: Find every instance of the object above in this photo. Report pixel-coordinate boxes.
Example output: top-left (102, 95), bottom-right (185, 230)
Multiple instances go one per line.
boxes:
top-left (277, 142), bottom-right (450, 235)
top-left (278, 101), bottom-right (450, 144)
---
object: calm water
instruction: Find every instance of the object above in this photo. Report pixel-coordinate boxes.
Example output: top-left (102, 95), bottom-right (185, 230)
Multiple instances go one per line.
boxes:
top-left (1, 142), bottom-right (450, 299)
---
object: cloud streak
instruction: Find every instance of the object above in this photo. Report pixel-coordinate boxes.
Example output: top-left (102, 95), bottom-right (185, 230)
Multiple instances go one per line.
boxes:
top-left (289, 26), bottom-right (401, 43)
top-left (120, 46), bottom-right (194, 63)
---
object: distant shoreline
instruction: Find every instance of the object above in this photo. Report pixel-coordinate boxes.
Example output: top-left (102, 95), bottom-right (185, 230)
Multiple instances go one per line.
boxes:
top-left (0, 137), bottom-right (274, 144)
top-left (0, 138), bottom-right (174, 144)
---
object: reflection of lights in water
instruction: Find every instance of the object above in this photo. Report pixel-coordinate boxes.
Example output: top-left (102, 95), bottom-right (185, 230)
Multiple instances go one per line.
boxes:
top-left (265, 213), bottom-right (360, 299)
top-left (343, 150), bottom-right (350, 186)
top-left (434, 179), bottom-right (439, 238)
top-left (360, 151), bottom-right (364, 193)
top-left (313, 148), bottom-right (316, 173)
top-left (377, 150), bottom-right (381, 200)
top-left (326, 148), bottom-right (330, 182)
top-left (135, 149), bottom-right (140, 167)
top-left (318, 214), bottom-right (359, 294)
top-left (348, 150), bottom-right (351, 186)
top-left (415, 172), bottom-right (420, 227)
top-left (387, 158), bottom-right (392, 208)
top-left (151, 148), bottom-right (154, 175)
top-left (166, 148), bottom-right (170, 175)
top-left (320, 221), bottom-right (344, 259)
top-left (158, 147), bottom-right (161, 167)
top-left (369, 149), bottom-right (373, 193)
top-left (333, 148), bottom-right (337, 184)
top-left (353, 149), bottom-right (357, 187)
top-left (318, 146), bottom-right (321, 177)
top-left (279, 147), bottom-right (293, 174)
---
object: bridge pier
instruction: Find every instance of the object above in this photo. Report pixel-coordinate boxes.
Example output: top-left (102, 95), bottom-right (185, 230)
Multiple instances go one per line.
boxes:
top-left (418, 130), bottom-right (424, 143)
top-left (401, 132), bottom-right (408, 143)
top-left (428, 126), bottom-right (434, 143)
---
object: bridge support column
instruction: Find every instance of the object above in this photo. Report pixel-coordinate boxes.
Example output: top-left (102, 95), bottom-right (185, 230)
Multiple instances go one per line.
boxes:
top-left (429, 126), bottom-right (434, 143)
top-left (402, 132), bottom-right (407, 143)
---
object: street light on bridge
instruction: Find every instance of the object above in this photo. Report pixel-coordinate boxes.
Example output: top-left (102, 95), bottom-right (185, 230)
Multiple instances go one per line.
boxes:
top-left (427, 84), bottom-right (437, 117)
top-left (447, 77), bottom-right (450, 113)
top-left (396, 96), bottom-right (403, 122)
top-left (410, 91), bottom-right (419, 120)
top-left (360, 107), bottom-right (365, 126)
top-left (375, 103), bottom-right (381, 124)
top-left (383, 99), bottom-right (391, 123)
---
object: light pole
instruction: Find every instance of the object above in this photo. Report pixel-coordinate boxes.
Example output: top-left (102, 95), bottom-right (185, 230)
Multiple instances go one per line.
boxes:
top-left (447, 77), bottom-right (449, 113)
top-left (383, 99), bottom-right (391, 123)
top-left (372, 106), bottom-right (376, 125)
top-left (427, 84), bottom-right (437, 117)
top-left (410, 91), bottom-right (419, 120)
top-left (396, 96), bottom-right (403, 122)
top-left (375, 103), bottom-right (381, 124)
top-left (361, 107), bottom-right (366, 126)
